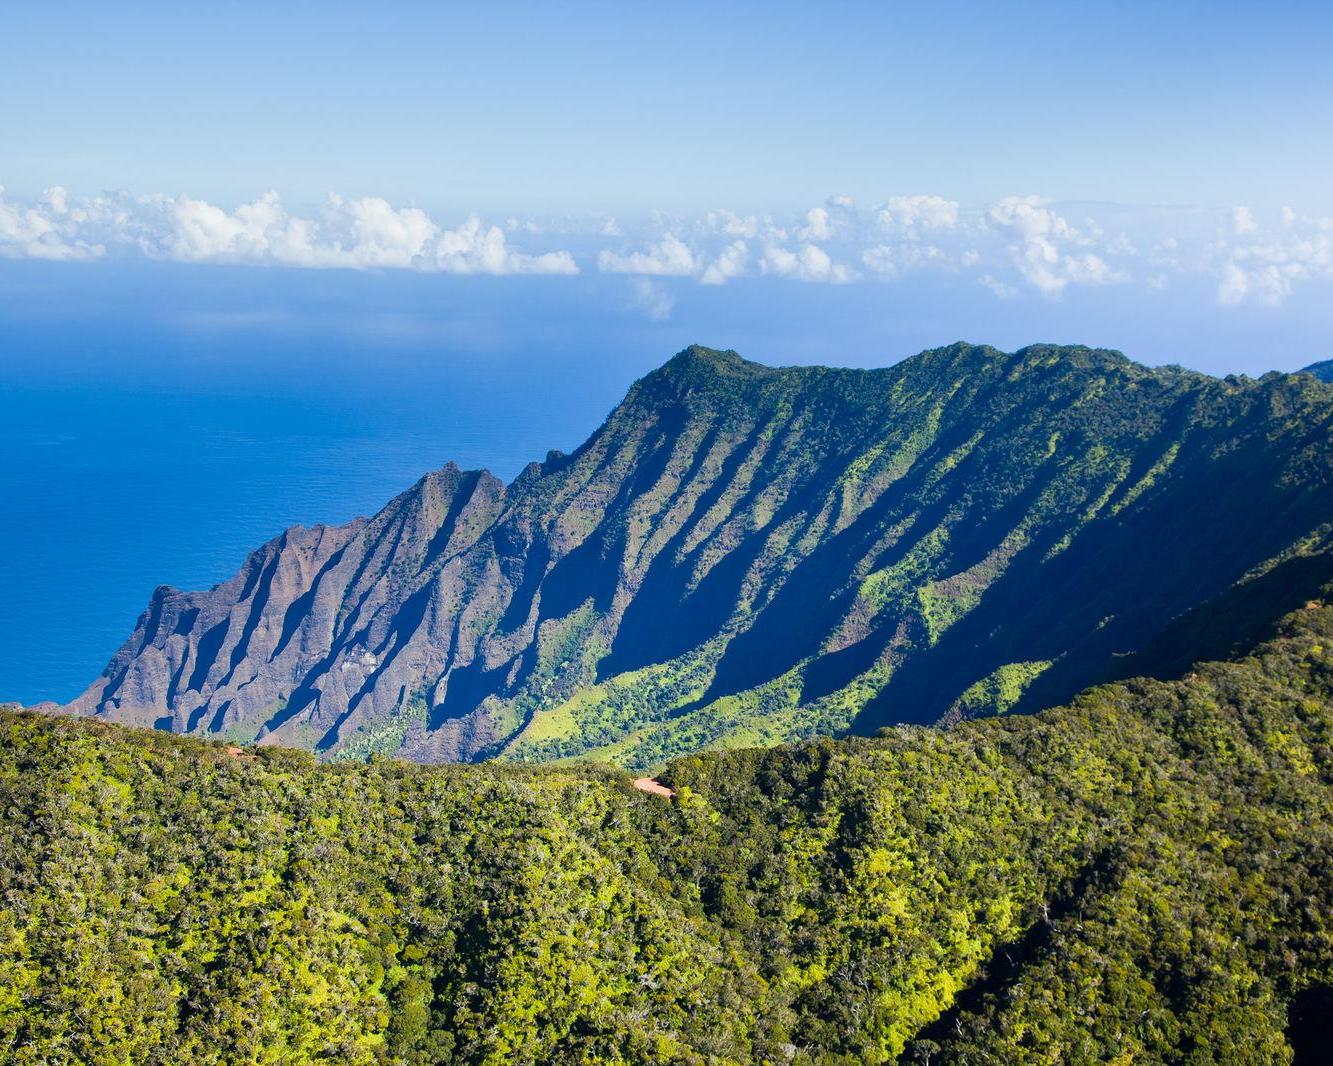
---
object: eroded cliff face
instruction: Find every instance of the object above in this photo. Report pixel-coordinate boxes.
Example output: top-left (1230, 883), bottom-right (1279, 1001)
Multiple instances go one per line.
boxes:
top-left (66, 344), bottom-right (1333, 767)
top-left (68, 463), bottom-right (512, 759)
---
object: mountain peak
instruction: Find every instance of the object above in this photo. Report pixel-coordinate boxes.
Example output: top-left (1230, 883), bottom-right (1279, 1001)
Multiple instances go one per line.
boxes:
top-left (627, 345), bottom-right (778, 404)
top-left (663, 344), bottom-right (773, 378)
top-left (672, 343), bottom-right (743, 365)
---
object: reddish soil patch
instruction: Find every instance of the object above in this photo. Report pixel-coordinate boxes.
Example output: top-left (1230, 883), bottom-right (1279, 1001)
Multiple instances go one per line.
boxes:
top-left (632, 777), bottom-right (675, 798)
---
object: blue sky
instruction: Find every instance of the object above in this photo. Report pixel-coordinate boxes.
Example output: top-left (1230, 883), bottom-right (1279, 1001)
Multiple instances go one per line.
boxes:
top-left (4, 1), bottom-right (1332, 212)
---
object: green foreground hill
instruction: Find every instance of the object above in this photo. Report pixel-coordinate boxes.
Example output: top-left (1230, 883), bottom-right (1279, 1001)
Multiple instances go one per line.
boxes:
top-left (64, 344), bottom-right (1333, 770)
top-left (6, 593), bottom-right (1332, 1063)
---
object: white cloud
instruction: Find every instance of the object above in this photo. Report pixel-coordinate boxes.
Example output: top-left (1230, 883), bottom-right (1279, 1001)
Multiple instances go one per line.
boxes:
top-left (346, 196), bottom-right (438, 267)
top-left (700, 240), bottom-right (748, 286)
top-left (1217, 263), bottom-right (1250, 305)
top-left (986, 195), bottom-right (1126, 296)
top-left (1063, 253), bottom-right (1119, 285)
top-left (877, 194), bottom-right (959, 232)
top-left (705, 210), bottom-right (760, 238)
top-left (1215, 253), bottom-right (1326, 308)
top-left (0, 186), bottom-right (577, 275)
top-left (43, 186), bottom-right (69, 215)
top-left (760, 243), bottom-right (857, 283)
top-left (798, 207), bottom-right (834, 241)
top-left (0, 185), bottom-right (105, 261)
top-left (598, 233), bottom-right (696, 275)
top-left (988, 199), bottom-right (1074, 296)
top-left (1213, 207), bottom-right (1333, 306)
top-left (8, 183), bottom-right (1333, 307)
top-left (800, 197), bottom-right (860, 242)
top-left (628, 277), bottom-right (676, 320)
top-left (1216, 261), bottom-right (1299, 307)
top-left (167, 191), bottom-right (319, 265)
top-left (433, 215), bottom-right (578, 275)
top-left (861, 242), bottom-right (946, 279)
top-left (980, 275), bottom-right (1019, 299)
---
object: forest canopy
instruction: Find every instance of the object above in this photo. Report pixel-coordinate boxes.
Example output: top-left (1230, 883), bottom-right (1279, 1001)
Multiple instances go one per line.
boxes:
top-left (2, 598), bottom-right (1331, 1063)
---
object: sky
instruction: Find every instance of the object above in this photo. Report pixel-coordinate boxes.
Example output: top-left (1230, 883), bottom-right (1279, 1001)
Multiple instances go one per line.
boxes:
top-left (4, 1), bottom-right (1333, 213)
top-left (1, 0), bottom-right (1331, 349)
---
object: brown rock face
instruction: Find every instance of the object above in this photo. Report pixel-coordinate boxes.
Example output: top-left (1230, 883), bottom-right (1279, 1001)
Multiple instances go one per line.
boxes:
top-left (64, 345), bottom-right (1333, 767)
top-left (67, 461), bottom-right (513, 759)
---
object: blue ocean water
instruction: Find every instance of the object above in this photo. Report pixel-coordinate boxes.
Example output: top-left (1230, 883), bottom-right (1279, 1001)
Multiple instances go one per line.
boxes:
top-left (3, 259), bottom-right (1329, 704)
top-left (1, 265), bottom-right (657, 703)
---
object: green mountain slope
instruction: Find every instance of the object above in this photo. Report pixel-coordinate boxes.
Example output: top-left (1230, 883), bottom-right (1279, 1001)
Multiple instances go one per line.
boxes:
top-left (65, 344), bottom-right (1333, 768)
top-left (1301, 358), bottom-right (1333, 382)
top-left (5, 596), bottom-right (1332, 1063)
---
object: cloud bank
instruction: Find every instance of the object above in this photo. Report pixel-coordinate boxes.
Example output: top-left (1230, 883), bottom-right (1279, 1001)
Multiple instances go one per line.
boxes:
top-left (3, 184), bottom-right (1332, 308)
top-left (0, 187), bottom-right (578, 275)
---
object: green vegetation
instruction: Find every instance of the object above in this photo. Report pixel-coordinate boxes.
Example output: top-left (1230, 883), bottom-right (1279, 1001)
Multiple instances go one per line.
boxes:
top-left (331, 693), bottom-right (430, 761)
top-left (6, 597), bottom-right (1331, 1063)
top-left (1300, 358), bottom-right (1333, 382)
top-left (949, 659), bottom-right (1053, 717)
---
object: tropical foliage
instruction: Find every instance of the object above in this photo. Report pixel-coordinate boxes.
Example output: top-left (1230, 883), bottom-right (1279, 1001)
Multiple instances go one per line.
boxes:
top-left (5, 597), bottom-right (1331, 1063)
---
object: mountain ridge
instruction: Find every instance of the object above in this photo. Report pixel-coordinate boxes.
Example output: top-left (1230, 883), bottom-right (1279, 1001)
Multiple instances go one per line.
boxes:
top-left (1302, 357), bottom-right (1333, 382)
top-left (61, 342), bottom-right (1333, 768)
